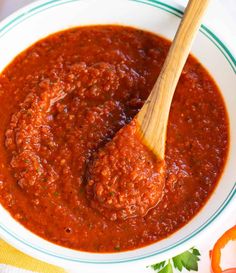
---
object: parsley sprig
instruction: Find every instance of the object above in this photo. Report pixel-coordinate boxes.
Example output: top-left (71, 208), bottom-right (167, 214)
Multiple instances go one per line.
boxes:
top-left (150, 247), bottom-right (201, 273)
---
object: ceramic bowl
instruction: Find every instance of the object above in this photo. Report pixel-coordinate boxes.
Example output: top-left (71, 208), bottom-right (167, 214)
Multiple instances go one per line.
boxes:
top-left (0, 0), bottom-right (235, 272)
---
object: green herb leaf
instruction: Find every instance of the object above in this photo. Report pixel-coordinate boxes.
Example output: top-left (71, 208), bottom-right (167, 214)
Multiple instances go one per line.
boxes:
top-left (159, 261), bottom-right (173, 273)
top-left (151, 261), bottom-right (166, 270)
top-left (192, 248), bottom-right (201, 257)
top-left (173, 248), bottom-right (200, 271)
top-left (173, 255), bottom-right (183, 271)
top-left (150, 248), bottom-right (201, 273)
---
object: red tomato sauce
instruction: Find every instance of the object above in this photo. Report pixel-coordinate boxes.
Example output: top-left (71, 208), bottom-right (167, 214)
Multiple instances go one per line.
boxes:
top-left (86, 118), bottom-right (166, 221)
top-left (0, 26), bottom-right (228, 252)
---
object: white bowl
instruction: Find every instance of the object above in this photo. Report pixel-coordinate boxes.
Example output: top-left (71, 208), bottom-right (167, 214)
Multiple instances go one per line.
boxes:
top-left (0, 0), bottom-right (235, 272)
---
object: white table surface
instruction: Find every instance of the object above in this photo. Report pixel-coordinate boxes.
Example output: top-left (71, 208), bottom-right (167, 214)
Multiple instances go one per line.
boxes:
top-left (0, 0), bottom-right (235, 272)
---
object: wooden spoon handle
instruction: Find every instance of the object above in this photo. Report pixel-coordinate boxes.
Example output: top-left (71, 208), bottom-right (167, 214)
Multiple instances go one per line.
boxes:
top-left (137, 0), bottom-right (210, 160)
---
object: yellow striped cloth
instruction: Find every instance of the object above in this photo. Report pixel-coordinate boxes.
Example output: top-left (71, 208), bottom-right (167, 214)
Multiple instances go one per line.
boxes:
top-left (0, 239), bottom-right (66, 273)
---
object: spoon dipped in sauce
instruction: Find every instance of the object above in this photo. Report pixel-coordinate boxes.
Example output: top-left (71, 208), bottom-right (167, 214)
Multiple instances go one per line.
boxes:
top-left (86, 0), bottom-right (210, 221)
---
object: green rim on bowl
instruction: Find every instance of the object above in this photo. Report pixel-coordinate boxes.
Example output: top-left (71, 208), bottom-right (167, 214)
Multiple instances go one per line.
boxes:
top-left (0, 0), bottom-right (235, 264)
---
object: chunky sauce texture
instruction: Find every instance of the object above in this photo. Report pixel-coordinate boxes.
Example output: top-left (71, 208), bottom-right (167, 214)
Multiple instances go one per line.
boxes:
top-left (86, 119), bottom-right (166, 221)
top-left (0, 26), bottom-right (228, 252)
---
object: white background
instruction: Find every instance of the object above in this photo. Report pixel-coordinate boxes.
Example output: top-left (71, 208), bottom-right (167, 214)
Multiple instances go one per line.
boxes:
top-left (0, 0), bottom-right (235, 272)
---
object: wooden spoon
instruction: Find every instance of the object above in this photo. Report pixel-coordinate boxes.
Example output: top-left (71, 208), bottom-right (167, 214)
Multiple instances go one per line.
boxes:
top-left (86, 0), bottom-right (210, 221)
top-left (137, 0), bottom-right (210, 161)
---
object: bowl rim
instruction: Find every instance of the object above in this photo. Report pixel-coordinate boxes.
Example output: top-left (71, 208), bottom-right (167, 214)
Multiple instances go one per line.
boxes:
top-left (0, 0), bottom-right (235, 265)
